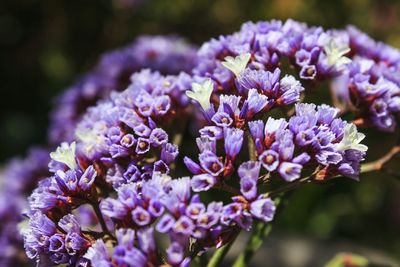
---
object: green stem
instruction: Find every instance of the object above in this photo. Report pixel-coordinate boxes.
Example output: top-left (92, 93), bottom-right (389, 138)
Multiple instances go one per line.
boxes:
top-left (232, 198), bottom-right (281, 267)
top-left (248, 134), bottom-right (256, 161)
top-left (90, 201), bottom-right (116, 241)
top-left (207, 240), bottom-right (235, 267)
top-left (232, 222), bottom-right (273, 267)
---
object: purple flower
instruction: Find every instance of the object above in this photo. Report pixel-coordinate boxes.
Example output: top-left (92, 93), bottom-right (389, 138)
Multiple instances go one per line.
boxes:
top-left (153, 95), bottom-right (171, 116)
top-left (100, 198), bottom-right (127, 220)
top-left (212, 112), bottom-right (233, 127)
top-left (245, 89), bottom-right (270, 114)
top-left (78, 165), bottom-right (97, 191)
top-left (224, 128), bottom-right (244, 159)
top-left (186, 203), bottom-right (206, 220)
top-left (58, 214), bottom-right (81, 233)
top-left (278, 162), bottom-right (303, 181)
top-left (84, 240), bottom-right (112, 266)
top-left (48, 234), bottom-right (65, 253)
top-left (161, 143), bottom-right (179, 164)
top-left (221, 202), bottom-right (243, 225)
top-left (237, 68), bottom-right (280, 94)
top-left (278, 75), bottom-right (304, 105)
top-left (156, 214), bottom-right (176, 233)
top-left (149, 128), bottom-right (169, 147)
top-left (264, 117), bottom-right (288, 137)
top-left (184, 156), bottom-right (202, 175)
top-left (240, 177), bottom-right (258, 200)
top-left (51, 253), bottom-right (69, 265)
top-left (148, 199), bottom-right (164, 217)
top-left (299, 65), bottom-right (317, 80)
top-left (199, 151), bottom-right (224, 176)
top-left (167, 242), bottom-right (184, 265)
top-left (132, 207), bottom-right (152, 226)
top-left (120, 133), bottom-right (136, 148)
top-left (123, 163), bottom-right (141, 183)
top-left (137, 227), bottom-right (156, 254)
top-left (55, 170), bottom-right (78, 193)
top-left (135, 138), bottom-right (151, 154)
top-left (191, 173), bottom-right (217, 192)
top-left (114, 245), bottom-right (146, 267)
top-left (238, 161), bottom-right (261, 180)
top-left (248, 120), bottom-right (264, 141)
top-left (65, 232), bottom-right (88, 255)
top-left (199, 126), bottom-right (224, 140)
top-left (133, 123), bottom-right (152, 137)
top-left (317, 104), bottom-right (340, 125)
top-left (259, 150), bottom-right (280, 171)
top-left (29, 213), bottom-right (56, 238)
top-left (173, 216), bottom-right (195, 235)
top-left (250, 198), bottom-right (276, 222)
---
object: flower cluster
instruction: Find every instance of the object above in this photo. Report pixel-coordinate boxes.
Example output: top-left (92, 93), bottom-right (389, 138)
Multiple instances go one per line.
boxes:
top-left (338, 57), bottom-right (400, 131)
top-left (23, 213), bottom-right (91, 266)
top-left (0, 148), bottom-right (50, 266)
top-left (329, 26), bottom-right (400, 132)
top-left (74, 70), bottom-right (192, 188)
top-left (49, 35), bottom-right (197, 144)
top-left (86, 228), bottom-right (157, 267)
top-left (194, 20), bottom-right (351, 93)
top-left (13, 19), bottom-right (400, 267)
top-left (250, 103), bottom-right (367, 181)
top-left (347, 26), bottom-right (400, 68)
top-left (0, 35), bottom-right (197, 265)
top-left (97, 173), bottom-right (227, 266)
top-left (194, 20), bottom-right (400, 132)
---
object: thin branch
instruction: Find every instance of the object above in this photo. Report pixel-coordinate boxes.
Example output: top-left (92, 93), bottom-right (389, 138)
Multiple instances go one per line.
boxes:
top-left (361, 146), bottom-right (400, 173)
top-left (264, 171), bottom-right (319, 198)
top-left (248, 134), bottom-right (257, 161)
top-left (90, 201), bottom-right (116, 241)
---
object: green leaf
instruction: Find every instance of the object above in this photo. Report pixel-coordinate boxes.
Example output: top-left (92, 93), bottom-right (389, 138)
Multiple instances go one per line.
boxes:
top-left (232, 222), bottom-right (272, 267)
top-left (207, 240), bottom-right (235, 267)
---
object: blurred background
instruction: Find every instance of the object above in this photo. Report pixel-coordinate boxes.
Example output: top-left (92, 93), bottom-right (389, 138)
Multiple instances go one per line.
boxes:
top-left (1, 0), bottom-right (400, 266)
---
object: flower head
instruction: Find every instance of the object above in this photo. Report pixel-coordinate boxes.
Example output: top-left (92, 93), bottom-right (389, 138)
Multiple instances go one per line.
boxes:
top-left (221, 53), bottom-right (251, 76)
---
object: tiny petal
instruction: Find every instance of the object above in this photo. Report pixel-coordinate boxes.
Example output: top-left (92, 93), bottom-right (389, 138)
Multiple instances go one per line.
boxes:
top-left (50, 142), bottom-right (77, 170)
top-left (78, 165), bottom-right (97, 191)
top-left (336, 124), bottom-right (368, 152)
top-left (278, 162), bottom-right (303, 182)
top-left (186, 79), bottom-right (214, 110)
top-left (191, 173), bottom-right (217, 192)
top-left (221, 53), bottom-right (251, 76)
top-left (250, 198), bottom-right (276, 222)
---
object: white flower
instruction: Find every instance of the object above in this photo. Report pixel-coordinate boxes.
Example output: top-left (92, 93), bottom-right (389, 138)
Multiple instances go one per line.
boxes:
top-left (324, 39), bottom-right (352, 69)
top-left (186, 79), bottom-right (214, 110)
top-left (50, 142), bottom-right (77, 170)
top-left (221, 53), bottom-right (251, 76)
top-left (336, 124), bottom-right (368, 152)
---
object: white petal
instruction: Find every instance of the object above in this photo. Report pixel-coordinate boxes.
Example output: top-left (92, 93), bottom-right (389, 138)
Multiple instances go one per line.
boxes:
top-left (50, 142), bottom-right (77, 170)
top-left (221, 53), bottom-right (251, 76)
top-left (186, 79), bottom-right (214, 110)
